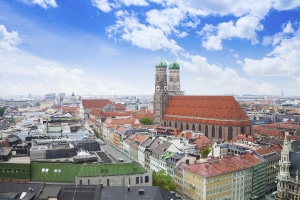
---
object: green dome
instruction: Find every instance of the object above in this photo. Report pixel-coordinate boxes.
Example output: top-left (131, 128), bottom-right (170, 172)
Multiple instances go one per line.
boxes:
top-left (169, 62), bottom-right (180, 69)
top-left (155, 60), bottom-right (168, 68)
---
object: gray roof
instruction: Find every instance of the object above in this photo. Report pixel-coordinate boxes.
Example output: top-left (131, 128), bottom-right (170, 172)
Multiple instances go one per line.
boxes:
top-left (166, 153), bottom-right (184, 165)
top-left (152, 141), bottom-right (172, 157)
top-left (100, 186), bottom-right (180, 200)
top-left (140, 137), bottom-right (154, 148)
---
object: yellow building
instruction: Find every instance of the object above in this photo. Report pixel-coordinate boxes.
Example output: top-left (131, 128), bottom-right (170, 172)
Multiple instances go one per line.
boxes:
top-left (181, 154), bottom-right (263, 200)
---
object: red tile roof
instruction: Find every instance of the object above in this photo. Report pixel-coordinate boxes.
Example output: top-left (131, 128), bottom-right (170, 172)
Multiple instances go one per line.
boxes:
top-left (82, 99), bottom-right (112, 109)
top-left (195, 135), bottom-right (211, 149)
top-left (90, 108), bottom-right (104, 117)
top-left (103, 118), bottom-right (140, 129)
top-left (61, 107), bottom-right (80, 114)
top-left (232, 134), bottom-right (255, 143)
top-left (184, 154), bottom-right (263, 177)
top-left (113, 103), bottom-right (125, 110)
top-left (164, 96), bottom-right (251, 126)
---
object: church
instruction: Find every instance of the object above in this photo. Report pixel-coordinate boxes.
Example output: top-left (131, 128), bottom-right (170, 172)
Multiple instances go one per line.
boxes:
top-left (153, 60), bottom-right (252, 140)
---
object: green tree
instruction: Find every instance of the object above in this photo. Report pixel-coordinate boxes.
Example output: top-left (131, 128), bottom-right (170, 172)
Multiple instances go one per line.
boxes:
top-left (93, 129), bottom-right (100, 138)
top-left (139, 117), bottom-right (153, 125)
top-left (200, 145), bottom-right (211, 157)
top-left (152, 170), bottom-right (176, 192)
top-left (0, 107), bottom-right (4, 117)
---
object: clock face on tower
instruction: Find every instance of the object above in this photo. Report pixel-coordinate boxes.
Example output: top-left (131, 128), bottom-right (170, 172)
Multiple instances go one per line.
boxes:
top-left (156, 86), bottom-right (160, 91)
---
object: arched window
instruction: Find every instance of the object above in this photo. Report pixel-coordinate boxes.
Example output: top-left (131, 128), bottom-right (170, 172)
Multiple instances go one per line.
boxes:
top-left (169, 122), bottom-right (172, 127)
top-left (192, 124), bottom-right (195, 131)
top-left (241, 126), bottom-right (245, 134)
top-left (175, 122), bottom-right (177, 128)
top-left (219, 126), bottom-right (222, 139)
top-left (228, 127), bottom-right (233, 140)
top-left (164, 121), bottom-right (167, 126)
top-left (180, 123), bottom-right (183, 130)
top-left (212, 125), bottom-right (215, 138)
top-left (186, 123), bottom-right (189, 130)
top-left (205, 125), bottom-right (208, 137)
top-left (199, 124), bottom-right (202, 132)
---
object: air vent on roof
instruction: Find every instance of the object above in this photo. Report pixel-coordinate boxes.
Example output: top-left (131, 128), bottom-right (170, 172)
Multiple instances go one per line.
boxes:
top-left (139, 189), bottom-right (145, 195)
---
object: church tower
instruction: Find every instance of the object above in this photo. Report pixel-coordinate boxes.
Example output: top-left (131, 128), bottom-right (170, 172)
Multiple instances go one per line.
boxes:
top-left (154, 60), bottom-right (169, 126)
top-left (276, 132), bottom-right (291, 199)
top-left (168, 62), bottom-right (183, 95)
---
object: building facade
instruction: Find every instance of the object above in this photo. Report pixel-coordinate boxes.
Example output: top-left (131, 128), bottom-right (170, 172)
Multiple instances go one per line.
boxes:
top-left (276, 133), bottom-right (300, 199)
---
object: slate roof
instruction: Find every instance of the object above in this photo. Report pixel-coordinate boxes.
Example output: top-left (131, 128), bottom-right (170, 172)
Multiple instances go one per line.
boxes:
top-left (152, 141), bottom-right (172, 157)
top-left (100, 186), bottom-right (180, 200)
top-left (166, 152), bottom-right (184, 165)
top-left (82, 99), bottom-right (112, 109)
top-left (164, 96), bottom-right (251, 126)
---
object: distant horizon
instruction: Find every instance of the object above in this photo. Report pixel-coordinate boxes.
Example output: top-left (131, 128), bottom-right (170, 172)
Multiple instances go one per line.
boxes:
top-left (1, 93), bottom-right (300, 100)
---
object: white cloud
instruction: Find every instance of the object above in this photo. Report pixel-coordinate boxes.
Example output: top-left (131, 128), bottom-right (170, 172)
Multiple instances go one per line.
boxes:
top-left (146, 8), bottom-right (185, 35)
top-left (106, 11), bottom-right (182, 53)
top-left (121, 0), bottom-right (148, 6)
top-left (263, 21), bottom-right (295, 46)
top-left (273, 0), bottom-right (300, 10)
top-left (91, 0), bottom-right (115, 13)
top-left (256, 82), bottom-right (279, 95)
top-left (0, 47), bottom-right (150, 96)
top-left (200, 15), bottom-right (263, 50)
top-left (283, 21), bottom-right (294, 34)
top-left (0, 25), bottom-right (21, 50)
top-left (177, 32), bottom-right (188, 38)
top-left (177, 54), bottom-right (254, 94)
top-left (244, 27), bottom-right (300, 77)
top-left (32, 0), bottom-right (57, 9)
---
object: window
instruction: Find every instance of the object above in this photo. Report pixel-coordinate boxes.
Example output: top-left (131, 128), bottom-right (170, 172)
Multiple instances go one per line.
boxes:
top-left (228, 127), bottom-right (233, 140)
top-left (212, 125), bottom-right (215, 138)
top-left (129, 178), bottom-right (131, 185)
top-left (145, 176), bottom-right (149, 183)
top-left (136, 177), bottom-right (139, 184)
top-left (205, 125), bottom-right (208, 137)
top-left (192, 124), bottom-right (195, 131)
top-left (186, 123), bottom-right (189, 130)
top-left (141, 176), bottom-right (143, 183)
top-left (107, 179), bottom-right (110, 186)
top-left (219, 126), bottom-right (222, 138)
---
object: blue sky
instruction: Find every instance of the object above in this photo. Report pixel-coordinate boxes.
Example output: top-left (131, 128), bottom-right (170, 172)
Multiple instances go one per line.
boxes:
top-left (0, 0), bottom-right (300, 97)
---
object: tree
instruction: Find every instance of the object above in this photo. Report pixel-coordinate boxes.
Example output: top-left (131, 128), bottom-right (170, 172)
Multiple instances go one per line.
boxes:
top-left (152, 170), bottom-right (176, 192)
top-left (0, 107), bottom-right (4, 117)
top-left (200, 145), bottom-right (211, 158)
top-left (139, 117), bottom-right (153, 125)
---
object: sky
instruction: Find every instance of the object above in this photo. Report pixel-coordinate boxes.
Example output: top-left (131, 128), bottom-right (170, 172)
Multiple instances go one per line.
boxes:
top-left (0, 0), bottom-right (300, 97)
